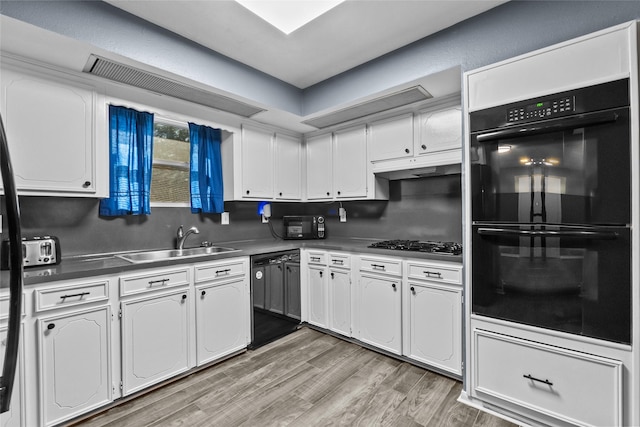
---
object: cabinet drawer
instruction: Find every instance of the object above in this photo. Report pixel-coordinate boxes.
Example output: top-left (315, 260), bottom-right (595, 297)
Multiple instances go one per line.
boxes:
top-left (307, 251), bottom-right (327, 265)
top-left (195, 259), bottom-right (246, 283)
top-left (120, 267), bottom-right (190, 297)
top-left (328, 252), bottom-right (350, 269)
top-left (406, 261), bottom-right (461, 285)
top-left (474, 329), bottom-right (622, 427)
top-left (359, 256), bottom-right (401, 276)
top-left (34, 281), bottom-right (109, 313)
top-left (0, 293), bottom-right (25, 319)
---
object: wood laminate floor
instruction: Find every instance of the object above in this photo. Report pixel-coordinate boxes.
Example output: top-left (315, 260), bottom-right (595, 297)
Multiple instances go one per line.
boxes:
top-left (72, 328), bottom-right (518, 427)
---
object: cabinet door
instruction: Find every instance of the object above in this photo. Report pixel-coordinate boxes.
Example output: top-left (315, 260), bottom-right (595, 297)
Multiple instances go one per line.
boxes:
top-left (285, 263), bottom-right (301, 320)
top-left (196, 278), bottom-right (248, 366)
top-left (121, 290), bottom-right (191, 395)
top-left (416, 107), bottom-right (462, 155)
top-left (307, 265), bottom-right (328, 328)
top-left (0, 67), bottom-right (96, 194)
top-left (329, 268), bottom-right (351, 337)
top-left (333, 126), bottom-right (367, 198)
top-left (358, 273), bottom-right (402, 354)
top-left (0, 326), bottom-right (23, 427)
top-left (369, 114), bottom-right (414, 161)
top-left (266, 263), bottom-right (284, 315)
top-left (38, 307), bottom-right (111, 427)
top-left (406, 281), bottom-right (461, 375)
top-left (274, 133), bottom-right (302, 200)
top-left (241, 125), bottom-right (273, 198)
top-left (306, 134), bottom-right (333, 200)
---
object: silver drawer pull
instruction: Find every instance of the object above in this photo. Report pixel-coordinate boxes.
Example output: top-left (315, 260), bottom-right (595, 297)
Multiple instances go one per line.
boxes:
top-left (60, 292), bottom-right (90, 300)
top-left (423, 270), bottom-right (442, 278)
top-left (523, 374), bottom-right (553, 387)
top-left (215, 268), bottom-right (231, 275)
top-left (371, 264), bottom-right (386, 271)
top-left (310, 257), bottom-right (321, 262)
top-left (148, 279), bottom-right (169, 286)
top-left (332, 259), bottom-right (344, 265)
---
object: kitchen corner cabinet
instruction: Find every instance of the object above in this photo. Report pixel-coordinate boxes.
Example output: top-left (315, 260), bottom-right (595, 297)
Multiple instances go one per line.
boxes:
top-left (194, 259), bottom-right (250, 366)
top-left (0, 59), bottom-right (107, 197)
top-left (403, 261), bottom-right (462, 376)
top-left (305, 125), bottom-right (388, 201)
top-left (225, 124), bottom-right (302, 201)
top-left (37, 306), bottom-right (112, 426)
top-left (356, 256), bottom-right (402, 355)
top-left (120, 267), bottom-right (193, 396)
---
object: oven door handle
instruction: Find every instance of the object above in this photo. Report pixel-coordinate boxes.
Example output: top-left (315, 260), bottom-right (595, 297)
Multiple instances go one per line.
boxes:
top-left (476, 227), bottom-right (619, 240)
top-left (475, 111), bottom-right (619, 143)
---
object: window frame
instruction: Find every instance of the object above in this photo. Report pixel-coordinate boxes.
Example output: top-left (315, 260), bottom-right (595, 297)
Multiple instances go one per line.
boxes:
top-left (150, 116), bottom-right (191, 208)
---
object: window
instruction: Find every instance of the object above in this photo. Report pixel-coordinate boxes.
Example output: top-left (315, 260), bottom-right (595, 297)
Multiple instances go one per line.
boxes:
top-left (151, 119), bottom-right (190, 205)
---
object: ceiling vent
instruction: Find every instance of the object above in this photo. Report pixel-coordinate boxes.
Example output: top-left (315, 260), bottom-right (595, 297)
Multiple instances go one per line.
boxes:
top-left (83, 55), bottom-right (265, 118)
top-left (303, 86), bottom-right (432, 129)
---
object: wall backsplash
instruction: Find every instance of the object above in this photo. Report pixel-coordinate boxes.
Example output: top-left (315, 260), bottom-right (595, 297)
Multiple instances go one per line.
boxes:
top-left (2, 174), bottom-right (461, 257)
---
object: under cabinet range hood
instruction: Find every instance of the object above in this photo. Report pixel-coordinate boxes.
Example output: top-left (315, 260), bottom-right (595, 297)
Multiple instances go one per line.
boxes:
top-left (83, 54), bottom-right (265, 118)
top-left (374, 163), bottom-right (461, 180)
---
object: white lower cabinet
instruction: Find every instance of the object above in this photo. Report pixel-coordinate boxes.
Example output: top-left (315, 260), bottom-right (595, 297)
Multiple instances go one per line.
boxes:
top-left (121, 289), bottom-right (192, 396)
top-left (328, 268), bottom-right (351, 337)
top-left (0, 325), bottom-right (24, 427)
top-left (357, 270), bottom-right (402, 355)
top-left (194, 259), bottom-right (249, 366)
top-left (403, 260), bottom-right (462, 376)
top-left (307, 264), bottom-right (329, 329)
top-left (404, 281), bottom-right (461, 375)
top-left (473, 329), bottom-right (623, 427)
top-left (38, 306), bottom-right (112, 426)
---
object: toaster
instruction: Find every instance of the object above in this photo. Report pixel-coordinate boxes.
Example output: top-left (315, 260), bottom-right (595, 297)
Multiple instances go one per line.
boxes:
top-left (1, 236), bottom-right (61, 270)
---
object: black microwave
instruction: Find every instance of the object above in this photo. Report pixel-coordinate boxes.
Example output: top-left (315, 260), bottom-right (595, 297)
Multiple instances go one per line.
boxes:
top-left (283, 215), bottom-right (325, 240)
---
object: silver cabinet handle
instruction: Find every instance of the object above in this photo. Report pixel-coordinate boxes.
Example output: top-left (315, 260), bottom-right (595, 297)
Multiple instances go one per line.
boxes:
top-left (423, 271), bottom-right (442, 278)
top-left (148, 279), bottom-right (169, 286)
top-left (371, 264), bottom-right (386, 271)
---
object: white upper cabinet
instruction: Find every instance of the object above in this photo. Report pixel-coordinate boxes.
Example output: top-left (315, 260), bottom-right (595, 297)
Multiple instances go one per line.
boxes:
top-left (240, 125), bottom-right (274, 199)
top-left (223, 124), bottom-right (302, 201)
top-left (416, 106), bottom-right (462, 155)
top-left (0, 59), bottom-right (107, 197)
top-left (332, 125), bottom-right (368, 199)
top-left (368, 113), bottom-right (414, 162)
top-left (305, 125), bottom-right (388, 201)
top-left (305, 133), bottom-right (333, 200)
top-left (274, 133), bottom-right (302, 200)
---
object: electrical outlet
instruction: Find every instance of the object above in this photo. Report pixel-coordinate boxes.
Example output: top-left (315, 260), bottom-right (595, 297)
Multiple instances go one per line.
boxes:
top-left (221, 212), bottom-right (230, 225)
top-left (339, 207), bottom-right (347, 222)
top-left (262, 215), bottom-right (269, 223)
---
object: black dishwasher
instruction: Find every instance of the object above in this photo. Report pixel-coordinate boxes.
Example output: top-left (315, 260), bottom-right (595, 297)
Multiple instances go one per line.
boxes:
top-left (250, 250), bottom-right (301, 348)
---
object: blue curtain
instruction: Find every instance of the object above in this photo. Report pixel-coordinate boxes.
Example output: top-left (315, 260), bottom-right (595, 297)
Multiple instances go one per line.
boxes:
top-left (99, 105), bottom-right (154, 216)
top-left (189, 122), bottom-right (224, 213)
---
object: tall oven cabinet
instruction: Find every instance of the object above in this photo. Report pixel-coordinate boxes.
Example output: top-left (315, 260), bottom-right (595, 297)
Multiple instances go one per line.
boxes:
top-left (462, 22), bottom-right (639, 427)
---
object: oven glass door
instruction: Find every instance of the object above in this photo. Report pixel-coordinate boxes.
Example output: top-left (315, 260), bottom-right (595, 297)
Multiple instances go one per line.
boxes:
top-left (471, 107), bottom-right (630, 226)
top-left (472, 224), bottom-right (631, 344)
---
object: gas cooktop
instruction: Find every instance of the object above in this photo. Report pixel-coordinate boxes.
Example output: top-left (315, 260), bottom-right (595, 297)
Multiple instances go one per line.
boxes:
top-left (368, 240), bottom-right (462, 255)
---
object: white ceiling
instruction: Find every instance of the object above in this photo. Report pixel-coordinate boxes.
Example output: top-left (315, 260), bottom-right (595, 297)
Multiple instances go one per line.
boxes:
top-left (105, 0), bottom-right (508, 89)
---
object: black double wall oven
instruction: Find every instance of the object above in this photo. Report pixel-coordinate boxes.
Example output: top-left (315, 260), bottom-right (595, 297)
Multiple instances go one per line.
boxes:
top-left (470, 79), bottom-right (632, 344)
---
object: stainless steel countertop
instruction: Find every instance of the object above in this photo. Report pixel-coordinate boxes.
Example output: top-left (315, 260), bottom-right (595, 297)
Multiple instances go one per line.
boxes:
top-left (1, 237), bottom-right (462, 288)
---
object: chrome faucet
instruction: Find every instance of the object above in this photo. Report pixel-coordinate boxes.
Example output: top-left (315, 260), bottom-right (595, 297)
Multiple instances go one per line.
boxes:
top-left (176, 225), bottom-right (200, 250)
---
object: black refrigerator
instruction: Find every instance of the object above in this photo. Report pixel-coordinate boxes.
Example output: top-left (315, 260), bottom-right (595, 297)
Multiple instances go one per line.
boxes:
top-left (0, 114), bottom-right (23, 413)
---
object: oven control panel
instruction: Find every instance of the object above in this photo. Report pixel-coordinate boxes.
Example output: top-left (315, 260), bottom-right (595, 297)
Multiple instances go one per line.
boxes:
top-left (507, 96), bottom-right (575, 122)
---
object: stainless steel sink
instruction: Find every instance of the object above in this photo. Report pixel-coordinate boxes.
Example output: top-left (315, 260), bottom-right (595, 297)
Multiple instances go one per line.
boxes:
top-left (116, 246), bottom-right (240, 263)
